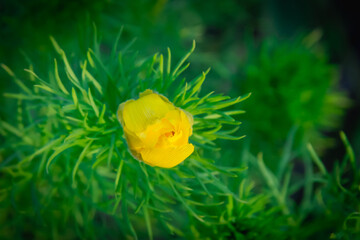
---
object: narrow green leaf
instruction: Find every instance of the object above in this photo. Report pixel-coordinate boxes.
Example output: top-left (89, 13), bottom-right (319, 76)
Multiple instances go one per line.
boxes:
top-left (213, 93), bottom-right (251, 110)
top-left (203, 110), bottom-right (235, 121)
top-left (28, 136), bottom-right (65, 162)
top-left (165, 222), bottom-right (184, 237)
top-left (111, 26), bottom-right (124, 58)
top-left (143, 205), bottom-right (153, 240)
top-left (280, 164), bottom-right (293, 200)
top-left (54, 58), bottom-right (69, 95)
top-left (180, 82), bottom-right (190, 104)
top-left (340, 131), bottom-right (355, 170)
top-left (72, 140), bottom-right (93, 183)
top-left (1, 64), bottom-right (32, 95)
top-left (80, 88), bottom-right (90, 105)
top-left (107, 134), bottom-right (116, 167)
top-left (214, 133), bottom-right (245, 141)
top-left (225, 110), bottom-right (246, 116)
top-left (188, 68), bottom-right (210, 97)
top-left (226, 195), bottom-right (233, 220)
top-left (88, 88), bottom-right (99, 117)
top-left (50, 37), bottom-right (82, 89)
top-left (27, 64), bottom-right (35, 82)
top-left (166, 47), bottom-right (171, 76)
top-left (64, 129), bottom-right (86, 142)
top-left (34, 85), bottom-right (56, 94)
top-left (277, 126), bottom-right (297, 179)
top-left (65, 116), bottom-right (81, 123)
top-left (63, 59), bottom-right (80, 85)
top-left (173, 62), bottom-right (190, 79)
top-left (92, 152), bottom-right (108, 169)
top-left (202, 125), bottom-right (222, 135)
top-left (334, 162), bottom-right (353, 195)
top-left (98, 104), bottom-right (106, 124)
top-left (172, 40), bottom-right (195, 77)
top-left (87, 50), bottom-right (95, 68)
top-left (3, 93), bottom-right (44, 100)
top-left (49, 36), bottom-right (63, 55)
top-left (62, 104), bottom-right (76, 112)
top-left (206, 94), bottom-right (230, 103)
top-left (307, 143), bottom-right (327, 175)
top-left (24, 69), bottom-right (58, 93)
top-left (37, 149), bottom-right (50, 178)
top-left (85, 71), bottom-right (103, 95)
top-left (114, 160), bottom-right (124, 191)
top-left (81, 60), bottom-right (87, 83)
top-left (92, 23), bottom-right (100, 56)
top-left (46, 141), bottom-right (81, 173)
top-left (134, 199), bottom-right (146, 214)
top-left (158, 54), bottom-right (164, 84)
top-left (257, 153), bottom-right (281, 198)
top-left (173, 82), bottom-right (188, 105)
top-left (89, 49), bottom-right (112, 81)
top-left (121, 37), bottom-right (137, 53)
top-left (72, 87), bottom-right (78, 107)
top-left (1, 63), bottom-right (15, 77)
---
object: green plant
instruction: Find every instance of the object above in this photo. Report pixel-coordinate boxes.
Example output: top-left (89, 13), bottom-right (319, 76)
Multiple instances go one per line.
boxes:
top-left (0, 31), bottom-right (250, 239)
top-left (246, 130), bottom-right (360, 239)
top-left (239, 34), bottom-right (349, 169)
top-left (187, 177), bottom-right (290, 240)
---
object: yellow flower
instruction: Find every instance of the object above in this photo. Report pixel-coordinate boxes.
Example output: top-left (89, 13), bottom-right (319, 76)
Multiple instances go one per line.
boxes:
top-left (117, 89), bottom-right (194, 168)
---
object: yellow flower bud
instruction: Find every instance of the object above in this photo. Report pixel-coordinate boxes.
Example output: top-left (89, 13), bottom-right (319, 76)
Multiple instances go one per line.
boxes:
top-left (117, 89), bottom-right (194, 168)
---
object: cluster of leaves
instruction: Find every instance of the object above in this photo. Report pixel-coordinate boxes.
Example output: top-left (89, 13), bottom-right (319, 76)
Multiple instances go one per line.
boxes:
top-left (185, 32), bottom-right (359, 239)
top-left (0, 2), bottom-right (358, 239)
top-left (239, 34), bottom-right (349, 165)
top-left (188, 128), bottom-right (359, 240)
top-left (0, 30), bottom-right (250, 239)
top-left (255, 131), bottom-right (359, 239)
top-left (188, 177), bottom-right (290, 240)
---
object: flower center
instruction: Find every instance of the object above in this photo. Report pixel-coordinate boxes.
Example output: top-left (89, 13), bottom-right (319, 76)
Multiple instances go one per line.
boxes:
top-left (165, 131), bottom-right (175, 138)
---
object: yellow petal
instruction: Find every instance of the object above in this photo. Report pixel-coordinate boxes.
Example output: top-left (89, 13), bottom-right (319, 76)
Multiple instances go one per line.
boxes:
top-left (139, 89), bottom-right (154, 97)
top-left (162, 109), bottom-right (181, 133)
top-left (139, 118), bottom-right (174, 148)
top-left (117, 90), bottom-right (195, 168)
top-left (180, 109), bottom-right (193, 136)
top-left (123, 126), bottom-right (144, 151)
top-left (161, 110), bottom-right (190, 146)
top-left (140, 143), bottom-right (194, 168)
top-left (119, 92), bottom-right (175, 133)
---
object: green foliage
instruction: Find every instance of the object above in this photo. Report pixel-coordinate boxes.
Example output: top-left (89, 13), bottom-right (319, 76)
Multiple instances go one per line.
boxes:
top-left (0, 33), bottom-right (249, 239)
top-left (189, 129), bottom-right (359, 240)
top-left (188, 178), bottom-right (290, 240)
top-left (240, 35), bottom-right (349, 161)
top-left (0, 2), bottom-right (359, 239)
top-left (246, 131), bottom-right (360, 239)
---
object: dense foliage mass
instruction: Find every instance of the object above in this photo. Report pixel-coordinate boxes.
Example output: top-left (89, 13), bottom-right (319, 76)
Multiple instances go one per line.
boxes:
top-left (1, 1), bottom-right (359, 239)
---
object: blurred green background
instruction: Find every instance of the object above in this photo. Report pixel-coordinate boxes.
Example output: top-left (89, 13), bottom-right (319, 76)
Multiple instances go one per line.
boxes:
top-left (1, 0), bottom-right (359, 239)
